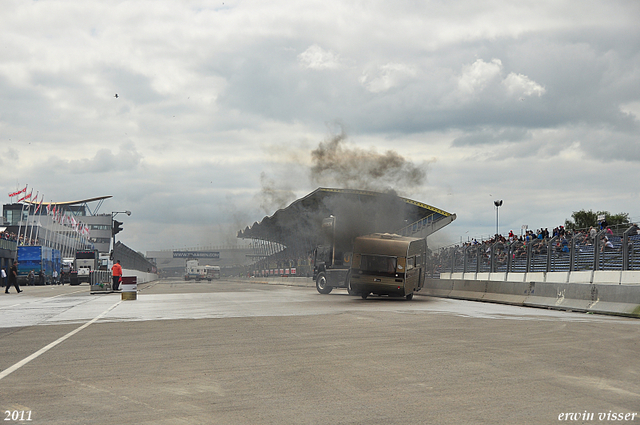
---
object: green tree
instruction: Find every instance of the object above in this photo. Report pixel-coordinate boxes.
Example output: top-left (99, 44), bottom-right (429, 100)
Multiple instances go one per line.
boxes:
top-left (565, 209), bottom-right (597, 230)
top-left (606, 212), bottom-right (631, 226)
top-left (565, 209), bottom-right (631, 230)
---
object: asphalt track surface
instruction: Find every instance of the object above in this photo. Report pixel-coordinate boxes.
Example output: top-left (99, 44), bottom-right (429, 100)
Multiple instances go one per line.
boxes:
top-left (1, 279), bottom-right (639, 425)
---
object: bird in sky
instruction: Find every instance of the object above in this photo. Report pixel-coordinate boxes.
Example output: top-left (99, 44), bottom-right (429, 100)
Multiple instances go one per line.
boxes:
top-left (114, 94), bottom-right (119, 98)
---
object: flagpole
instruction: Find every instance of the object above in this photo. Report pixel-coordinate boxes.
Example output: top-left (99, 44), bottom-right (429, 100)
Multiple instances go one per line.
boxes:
top-left (44, 202), bottom-right (52, 248)
top-left (34, 195), bottom-right (43, 245)
top-left (52, 206), bottom-right (59, 252)
top-left (28, 191), bottom-right (38, 245)
top-left (34, 197), bottom-right (43, 245)
top-left (64, 209), bottom-right (73, 260)
top-left (60, 209), bottom-right (67, 259)
top-left (53, 208), bottom-right (60, 254)
top-left (43, 214), bottom-right (50, 248)
top-left (14, 185), bottom-right (28, 259)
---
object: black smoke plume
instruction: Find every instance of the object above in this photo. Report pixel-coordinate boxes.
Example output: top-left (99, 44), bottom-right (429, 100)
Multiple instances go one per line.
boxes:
top-left (257, 172), bottom-right (296, 214)
top-left (310, 130), bottom-right (426, 193)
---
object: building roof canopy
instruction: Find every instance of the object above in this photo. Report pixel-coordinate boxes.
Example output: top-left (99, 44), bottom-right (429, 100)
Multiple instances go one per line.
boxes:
top-left (237, 188), bottom-right (454, 248)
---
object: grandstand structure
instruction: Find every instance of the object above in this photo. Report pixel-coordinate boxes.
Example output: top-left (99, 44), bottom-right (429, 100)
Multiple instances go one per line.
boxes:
top-left (432, 226), bottom-right (640, 276)
top-left (237, 187), bottom-right (456, 276)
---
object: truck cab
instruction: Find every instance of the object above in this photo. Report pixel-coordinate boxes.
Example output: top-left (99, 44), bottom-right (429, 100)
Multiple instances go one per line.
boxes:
top-left (312, 245), bottom-right (354, 295)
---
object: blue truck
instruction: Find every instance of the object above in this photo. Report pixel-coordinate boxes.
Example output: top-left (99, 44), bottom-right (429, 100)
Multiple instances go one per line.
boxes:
top-left (17, 246), bottom-right (61, 285)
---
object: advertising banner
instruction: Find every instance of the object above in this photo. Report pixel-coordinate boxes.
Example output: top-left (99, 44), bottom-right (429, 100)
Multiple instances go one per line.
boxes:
top-left (173, 251), bottom-right (220, 259)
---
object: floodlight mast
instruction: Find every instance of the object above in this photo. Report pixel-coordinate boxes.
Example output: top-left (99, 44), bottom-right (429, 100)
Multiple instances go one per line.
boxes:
top-left (494, 200), bottom-right (503, 237)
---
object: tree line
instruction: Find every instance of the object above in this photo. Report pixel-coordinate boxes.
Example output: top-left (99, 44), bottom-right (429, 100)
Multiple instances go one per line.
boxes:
top-left (564, 209), bottom-right (631, 230)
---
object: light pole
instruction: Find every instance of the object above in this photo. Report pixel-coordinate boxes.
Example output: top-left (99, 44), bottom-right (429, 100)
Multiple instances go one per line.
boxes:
top-left (111, 210), bottom-right (131, 258)
top-left (494, 200), bottom-right (503, 237)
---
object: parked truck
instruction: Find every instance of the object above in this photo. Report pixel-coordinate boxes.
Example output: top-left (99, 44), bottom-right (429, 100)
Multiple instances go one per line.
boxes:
top-left (204, 265), bottom-right (221, 280)
top-left (75, 249), bottom-right (100, 284)
top-left (17, 246), bottom-right (61, 285)
top-left (184, 260), bottom-right (219, 281)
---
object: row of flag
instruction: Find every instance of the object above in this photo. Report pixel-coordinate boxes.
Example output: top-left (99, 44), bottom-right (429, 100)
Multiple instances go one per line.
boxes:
top-left (8, 185), bottom-right (91, 237)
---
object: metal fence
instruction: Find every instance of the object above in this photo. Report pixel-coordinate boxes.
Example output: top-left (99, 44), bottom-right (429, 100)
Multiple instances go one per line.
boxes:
top-left (428, 226), bottom-right (640, 277)
top-left (113, 241), bottom-right (156, 273)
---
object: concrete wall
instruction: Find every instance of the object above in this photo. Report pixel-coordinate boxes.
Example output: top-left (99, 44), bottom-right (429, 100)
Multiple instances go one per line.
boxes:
top-left (122, 269), bottom-right (158, 284)
top-left (428, 271), bottom-right (640, 317)
top-left (441, 270), bottom-right (640, 285)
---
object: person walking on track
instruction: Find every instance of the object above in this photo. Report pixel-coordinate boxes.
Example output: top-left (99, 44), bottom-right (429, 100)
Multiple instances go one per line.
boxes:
top-left (5, 261), bottom-right (22, 294)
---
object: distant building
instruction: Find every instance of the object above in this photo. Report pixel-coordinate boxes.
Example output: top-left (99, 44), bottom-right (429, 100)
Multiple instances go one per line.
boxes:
top-left (1, 195), bottom-right (114, 257)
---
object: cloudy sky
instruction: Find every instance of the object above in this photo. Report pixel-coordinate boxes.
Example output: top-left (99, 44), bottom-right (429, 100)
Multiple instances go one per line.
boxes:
top-left (2, 0), bottom-right (640, 253)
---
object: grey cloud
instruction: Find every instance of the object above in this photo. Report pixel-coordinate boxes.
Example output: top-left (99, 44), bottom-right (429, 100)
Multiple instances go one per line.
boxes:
top-left (452, 128), bottom-right (531, 147)
top-left (59, 144), bottom-right (143, 174)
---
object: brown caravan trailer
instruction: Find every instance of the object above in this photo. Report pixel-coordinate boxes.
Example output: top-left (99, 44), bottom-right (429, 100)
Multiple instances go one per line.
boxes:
top-left (348, 233), bottom-right (426, 300)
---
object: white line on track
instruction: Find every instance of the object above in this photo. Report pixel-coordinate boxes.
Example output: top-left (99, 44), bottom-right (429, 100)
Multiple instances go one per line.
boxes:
top-left (0, 299), bottom-right (122, 381)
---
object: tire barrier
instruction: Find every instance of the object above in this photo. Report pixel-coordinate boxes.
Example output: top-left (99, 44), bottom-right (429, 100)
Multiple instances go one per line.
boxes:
top-left (425, 276), bottom-right (640, 318)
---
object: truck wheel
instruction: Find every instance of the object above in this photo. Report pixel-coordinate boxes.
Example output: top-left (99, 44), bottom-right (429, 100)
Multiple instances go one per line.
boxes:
top-left (315, 273), bottom-right (332, 294)
top-left (361, 292), bottom-right (369, 300)
top-left (405, 293), bottom-right (414, 301)
top-left (347, 275), bottom-right (358, 296)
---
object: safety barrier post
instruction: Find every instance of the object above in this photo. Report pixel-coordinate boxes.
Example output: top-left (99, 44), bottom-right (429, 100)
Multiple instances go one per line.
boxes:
top-left (490, 242), bottom-right (497, 272)
top-left (569, 236), bottom-right (576, 272)
top-left (453, 250), bottom-right (458, 273)
top-left (463, 245), bottom-right (469, 273)
top-left (623, 226), bottom-right (634, 270)
top-left (593, 230), bottom-right (605, 270)
top-left (546, 236), bottom-right (557, 272)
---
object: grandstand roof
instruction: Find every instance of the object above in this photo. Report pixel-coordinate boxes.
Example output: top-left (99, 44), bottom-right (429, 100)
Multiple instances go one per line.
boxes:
top-left (237, 187), bottom-right (455, 249)
top-left (25, 195), bottom-right (112, 206)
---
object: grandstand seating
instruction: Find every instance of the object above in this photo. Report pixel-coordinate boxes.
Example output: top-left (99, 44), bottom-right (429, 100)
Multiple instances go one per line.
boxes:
top-left (430, 231), bottom-right (640, 278)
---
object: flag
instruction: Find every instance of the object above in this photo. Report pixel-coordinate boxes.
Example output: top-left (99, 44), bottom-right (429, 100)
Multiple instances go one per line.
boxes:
top-left (8, 186), bottom-right (27, 197)
top-left (31, 191), bottom-right (39, 209)
top-left (17, 191), bottom-right (32, 203)
top-left (46, 202), bottom-right (51, 215)
top-left (19, 189), bottom-right (34, 203)
top-left (35, 195), bottom-right (44, 214)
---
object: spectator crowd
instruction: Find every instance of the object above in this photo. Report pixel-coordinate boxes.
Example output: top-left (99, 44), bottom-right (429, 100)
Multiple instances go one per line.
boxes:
top-left (1, 230), bottom-right (39, 246)
top-left (430, 222), bottom-right (640, 275)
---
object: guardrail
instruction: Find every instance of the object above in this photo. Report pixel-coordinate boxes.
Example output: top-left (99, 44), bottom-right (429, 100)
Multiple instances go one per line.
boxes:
top-left (0, 238), bottom-right (17, 251)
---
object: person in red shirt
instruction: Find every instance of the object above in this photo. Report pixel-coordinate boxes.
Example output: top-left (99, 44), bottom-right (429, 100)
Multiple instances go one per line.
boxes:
top-left (111, 260), bottom-right (123, 291)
